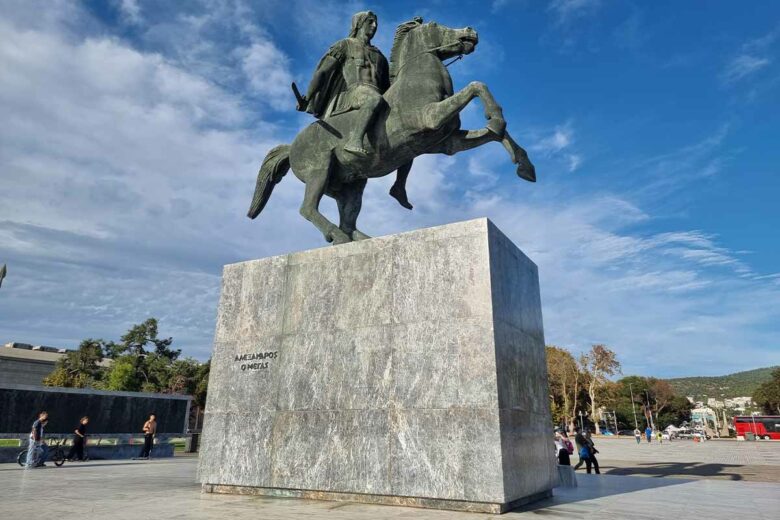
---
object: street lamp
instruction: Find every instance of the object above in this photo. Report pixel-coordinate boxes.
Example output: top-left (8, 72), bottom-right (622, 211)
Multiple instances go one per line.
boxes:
top-left (578, 411), bottom-right (584, 431)
top-left (629, 383), bottom-right (639, 430)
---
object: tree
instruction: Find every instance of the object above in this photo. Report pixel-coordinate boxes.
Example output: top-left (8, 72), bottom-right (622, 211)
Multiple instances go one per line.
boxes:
top-left (546, 345), bottom-right (584, 433)
top-left (43, 339), bottom-right (106, 388)
top-left (44, 318), bottom-right (207, 399)
top-left (753, 368), bottom-right (780, 415)
top-left (649, 378), bottom-right (675, 417)
top-left (103, 355), bottom-right (142, 391)
top-left (581, 344), bottom-right (621, 434)
top-left (117, 318), bottom-right (181, 360)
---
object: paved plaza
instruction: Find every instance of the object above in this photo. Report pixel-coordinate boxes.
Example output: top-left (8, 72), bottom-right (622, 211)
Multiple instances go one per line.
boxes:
top-left (1, 440), bottom-right (778, 520)
top-left (592, 437), bottom-right (780, 482)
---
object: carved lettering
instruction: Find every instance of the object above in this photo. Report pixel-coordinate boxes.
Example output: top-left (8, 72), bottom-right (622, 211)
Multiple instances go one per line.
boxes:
top-left (234, 351), bottom-right (278, 371)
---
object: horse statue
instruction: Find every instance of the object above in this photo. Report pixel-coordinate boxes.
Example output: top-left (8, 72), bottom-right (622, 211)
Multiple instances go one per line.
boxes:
top-left (248, 17), bottom-right (535, 244)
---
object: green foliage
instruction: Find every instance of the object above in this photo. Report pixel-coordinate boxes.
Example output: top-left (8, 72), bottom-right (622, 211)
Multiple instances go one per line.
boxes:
top-left (43, 319), bottom-right (209, 407)
top-left (42, 339), bottom-right (107, 388)
top-left (666, 366), bottom-right (778, 400)
top-left (752, 368), bottom-right (780, 415)
top-left (103, 355), bottom-right (142, 392)
top-left (601, 376), bottom-right (692, 430)
top-left (109, 318), bottom-right (181, 360)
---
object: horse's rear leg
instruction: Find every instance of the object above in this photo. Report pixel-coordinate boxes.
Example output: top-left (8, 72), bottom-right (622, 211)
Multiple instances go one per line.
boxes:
top-left (336, 179), bottom-right (370, 241)
top-left (299, 165), bottom-right (351, 244)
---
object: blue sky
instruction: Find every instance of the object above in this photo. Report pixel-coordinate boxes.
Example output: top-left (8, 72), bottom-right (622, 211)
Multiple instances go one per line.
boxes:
top-left (1, 0), bottom-right (778, 377)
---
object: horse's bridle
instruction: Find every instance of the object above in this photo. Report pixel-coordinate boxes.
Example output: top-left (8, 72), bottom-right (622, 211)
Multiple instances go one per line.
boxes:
top-left (392, 40), bottom-right (465, 78)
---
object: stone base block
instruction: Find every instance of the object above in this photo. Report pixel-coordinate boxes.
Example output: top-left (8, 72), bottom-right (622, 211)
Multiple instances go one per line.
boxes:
top-left (198, 218), bottom-right (556, 513)
top-left (202, 484), bottom-right (552, 514)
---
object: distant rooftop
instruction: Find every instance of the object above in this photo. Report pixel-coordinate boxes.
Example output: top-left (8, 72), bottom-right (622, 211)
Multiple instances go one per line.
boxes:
top-left (1, 342), bottom-right (111, 366)
top-left (3, 342), bottom-right (68, 353)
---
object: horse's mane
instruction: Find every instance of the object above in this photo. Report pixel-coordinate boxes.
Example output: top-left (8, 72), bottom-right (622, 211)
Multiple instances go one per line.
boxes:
top-left (389, 17), bottom-right (423, 83)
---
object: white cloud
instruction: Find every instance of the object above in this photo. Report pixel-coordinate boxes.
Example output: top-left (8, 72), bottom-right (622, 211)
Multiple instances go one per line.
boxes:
top-left (0, 7), bottom-right (305, 357)
top-left (242, 40), bottom-right (295, 107)
top-left (722, 54), bottom-right (771, 83)
top-left (721, 28), bottom-right (778, 85)
top-left (548, 0), bottom-right (601, 25)
top-left (530, 121), bottom-right (583, 172)
top-left (119, 0), bottom-right (143, 24)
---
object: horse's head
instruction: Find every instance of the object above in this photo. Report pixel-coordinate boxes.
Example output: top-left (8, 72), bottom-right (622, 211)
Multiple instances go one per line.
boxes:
top-left (418, 19), bottom-right (479, 58)
top-left (390, 18), bottom-right (479, 81)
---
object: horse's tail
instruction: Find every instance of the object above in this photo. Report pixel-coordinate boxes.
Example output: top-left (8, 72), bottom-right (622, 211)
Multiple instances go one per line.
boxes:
top-left (247, 144), bottom-right (291, 219)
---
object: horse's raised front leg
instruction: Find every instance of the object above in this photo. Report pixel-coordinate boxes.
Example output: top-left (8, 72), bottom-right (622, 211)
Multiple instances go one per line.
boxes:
top-left (502, 131), bottom-right (536, 182)
top-left (436, 128), bottom-right (501, 155)
top-left (300, 162), bottom-right (351, 245)
top-left (421, 81), bottom-right (506, 137)
top-left (336, 179), bottom-right (370, 241)
top-left (435, 129), bottom-right (536, 182)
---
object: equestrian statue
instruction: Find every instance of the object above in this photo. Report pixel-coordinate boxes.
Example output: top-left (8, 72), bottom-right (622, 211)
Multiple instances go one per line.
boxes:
top-left (248, 12), bottom-right (536, 244)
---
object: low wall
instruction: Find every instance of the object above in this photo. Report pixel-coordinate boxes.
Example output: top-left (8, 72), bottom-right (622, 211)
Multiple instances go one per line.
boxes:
top-left (0, 434), bottom-right (177, 463)
top-left (0, 384), bottom-right (191, 434)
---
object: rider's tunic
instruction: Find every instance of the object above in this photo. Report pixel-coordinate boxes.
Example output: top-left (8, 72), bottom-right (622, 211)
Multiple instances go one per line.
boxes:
top-left (306, 37), bottom-right (389, 119)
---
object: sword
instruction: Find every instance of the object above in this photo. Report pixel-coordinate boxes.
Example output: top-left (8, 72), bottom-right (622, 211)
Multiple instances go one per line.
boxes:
top-left (291, 82), bottom-right (307, 112)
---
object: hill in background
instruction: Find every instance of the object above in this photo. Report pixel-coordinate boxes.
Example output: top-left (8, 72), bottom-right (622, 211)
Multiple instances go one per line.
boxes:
top-left (666, 366), bottom-right (777, 400)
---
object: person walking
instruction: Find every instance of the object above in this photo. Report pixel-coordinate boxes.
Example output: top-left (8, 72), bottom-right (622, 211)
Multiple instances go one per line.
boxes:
top-left (634, 428), bottom-right (642, 445)
top-left (657, 430), bottom-right (663, 444)
top-left (136, 413), bottom-right (157, 460)
top-left (645, 425), bottom-right (653, 443)
top-left (554, 432), bottom-right (571, 466)
top-left (583, 429), bottom-right (601, 474)
top-left (560, 431), bottom-right (574, 458)
top-left (66, 416), bottom-right (89, 461)
top-left (25, 411), bottom-right (49, 468)
top-left (573, 430), bottom-right (598, 474)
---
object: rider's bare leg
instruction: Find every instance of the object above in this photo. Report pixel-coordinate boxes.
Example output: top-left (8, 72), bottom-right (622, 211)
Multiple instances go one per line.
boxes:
top-left (389, 160), bottom-right (414, 210)
top-left (299, 161), bottom-right (351, 244)
top-left (344, 92), bottom-right (382, 157)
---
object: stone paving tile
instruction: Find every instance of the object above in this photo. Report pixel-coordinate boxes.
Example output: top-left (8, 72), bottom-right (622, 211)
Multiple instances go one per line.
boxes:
top-left (0, 457), bottom-right (778, 520)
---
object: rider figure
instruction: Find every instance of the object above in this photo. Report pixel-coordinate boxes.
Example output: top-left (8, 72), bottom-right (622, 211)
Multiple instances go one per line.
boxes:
top-left (299, 11), bottom-right (387, 158)
top-left (298, 11), bottom-right (415, 209)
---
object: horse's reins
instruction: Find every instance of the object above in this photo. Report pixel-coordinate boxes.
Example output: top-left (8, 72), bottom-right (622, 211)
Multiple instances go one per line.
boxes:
top-left (392, 41), bottom-right (466, 78)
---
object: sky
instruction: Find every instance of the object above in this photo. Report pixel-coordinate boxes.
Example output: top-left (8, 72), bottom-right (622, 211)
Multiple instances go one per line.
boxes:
top-left (1, 0), bottom-right (778, 378)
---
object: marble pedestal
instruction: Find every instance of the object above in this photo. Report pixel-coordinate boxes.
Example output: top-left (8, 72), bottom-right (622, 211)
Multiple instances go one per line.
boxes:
top-left (198, 218), bottom-right (556, 514)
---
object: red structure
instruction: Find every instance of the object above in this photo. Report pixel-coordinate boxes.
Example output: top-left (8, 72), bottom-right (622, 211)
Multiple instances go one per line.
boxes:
top-left (734, 416), bottom-right (780, 440)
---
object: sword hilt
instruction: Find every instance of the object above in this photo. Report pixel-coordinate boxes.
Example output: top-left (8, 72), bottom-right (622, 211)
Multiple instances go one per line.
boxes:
top-left (291, 82), bottom-right (307, 112)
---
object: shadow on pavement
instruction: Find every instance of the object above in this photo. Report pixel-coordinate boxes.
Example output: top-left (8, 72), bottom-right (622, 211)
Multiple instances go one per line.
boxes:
top-left (510, 473), bottom-right (691, 513)
top-left (604, 462), bottom-right (747, 481)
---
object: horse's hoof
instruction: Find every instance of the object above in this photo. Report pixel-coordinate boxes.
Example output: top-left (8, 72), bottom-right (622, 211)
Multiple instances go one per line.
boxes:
top-left (517, 163), bottom-right (536, 182)
top-left (487, 117), bottom-right (506, 138)
top-left (351, 230), bottom-right (371, 241)
top-left (329, 228), bottom-right (352, 245)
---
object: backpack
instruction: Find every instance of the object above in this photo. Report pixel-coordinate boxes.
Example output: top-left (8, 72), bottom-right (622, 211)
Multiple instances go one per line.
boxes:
top-left (564, 439), bottom-right (574, 455)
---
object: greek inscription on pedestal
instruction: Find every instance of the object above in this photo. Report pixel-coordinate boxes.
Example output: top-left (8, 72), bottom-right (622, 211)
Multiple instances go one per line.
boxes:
top-left (235, 351), bottom-right (278, 371)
